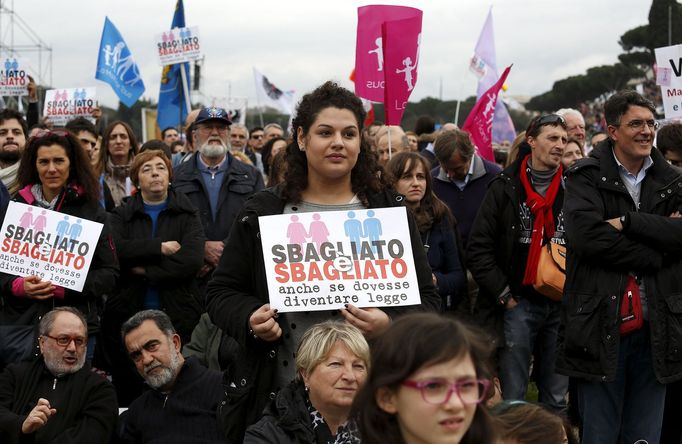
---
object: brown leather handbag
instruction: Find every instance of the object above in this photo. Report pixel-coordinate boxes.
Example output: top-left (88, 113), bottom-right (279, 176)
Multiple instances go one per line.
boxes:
top-left (533, 242), bottom-right (566, 301)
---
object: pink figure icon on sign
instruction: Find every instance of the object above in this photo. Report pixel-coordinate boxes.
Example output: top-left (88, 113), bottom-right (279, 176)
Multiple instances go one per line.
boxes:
top-left (19, 207), bottom-right (33, 228)
top-left (308, 213), bottom-right (329, 250)
top-left (286, 215), bottom-right (308, 247)
top-left (33, 210), bottom-right (47, 232)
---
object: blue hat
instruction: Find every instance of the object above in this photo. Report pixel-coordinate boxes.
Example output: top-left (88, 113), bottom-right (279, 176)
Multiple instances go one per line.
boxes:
top-left (195, 107), bottom-right (231, 126)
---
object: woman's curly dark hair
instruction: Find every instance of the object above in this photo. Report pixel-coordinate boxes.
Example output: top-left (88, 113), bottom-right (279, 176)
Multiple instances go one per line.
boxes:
top-left (282, 81), bottom-right (384, 204)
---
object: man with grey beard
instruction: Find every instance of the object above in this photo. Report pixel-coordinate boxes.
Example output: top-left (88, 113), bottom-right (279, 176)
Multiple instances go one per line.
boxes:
top-left (0, 307), bottom-right (118, 443)
top-left (173, 107), bottom-right (263, 281)
top-left (121, 310), bottom-right (224, 444)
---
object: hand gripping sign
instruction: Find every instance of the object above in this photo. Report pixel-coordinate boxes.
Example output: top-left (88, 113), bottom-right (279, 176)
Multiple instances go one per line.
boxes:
top-left (0, 202), bottom-right (103, 292)
top-left (355, 5), bottom-right (423, 117)
top-left (259, 208), bottom-right (421, 312)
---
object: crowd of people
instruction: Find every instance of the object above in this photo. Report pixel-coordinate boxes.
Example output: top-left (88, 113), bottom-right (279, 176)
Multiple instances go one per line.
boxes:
top-left (0, 80), bottom-right (680, 444)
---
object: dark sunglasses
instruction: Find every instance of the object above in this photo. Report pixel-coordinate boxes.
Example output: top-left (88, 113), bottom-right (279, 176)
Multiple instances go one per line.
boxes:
top-left (526, 114), bottom-right (566, 135)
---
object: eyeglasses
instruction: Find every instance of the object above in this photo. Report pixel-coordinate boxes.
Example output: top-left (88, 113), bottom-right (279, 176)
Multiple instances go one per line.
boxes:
top-left (526, 114), bottom-right (566, 135)
top-left (195, 123), bottom-right (229, 134)
top-left (615, 119), bottom-right (659, 131)
top-left (42, 334), bottom-right (87, 348)
top-left (251, 134), bottom-right (264, 139)
top-left (402, 378), bottom-right (491, 405)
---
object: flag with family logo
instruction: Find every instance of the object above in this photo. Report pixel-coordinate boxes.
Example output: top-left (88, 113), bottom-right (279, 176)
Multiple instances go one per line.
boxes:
top-left (95, 17), bottom-right (145, 108)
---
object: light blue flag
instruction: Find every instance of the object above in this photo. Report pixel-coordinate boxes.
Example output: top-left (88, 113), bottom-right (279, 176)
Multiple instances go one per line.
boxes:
top-left (95, 17), bottom-right (145, 108)
top-left (157, 0), bottom-right (190, 131)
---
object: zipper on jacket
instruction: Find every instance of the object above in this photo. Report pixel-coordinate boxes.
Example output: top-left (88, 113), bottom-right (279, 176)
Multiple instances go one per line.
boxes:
top-left (163, 394), bottom-right (169, 408)
top-left (52, 378), bottom-right (57, 390)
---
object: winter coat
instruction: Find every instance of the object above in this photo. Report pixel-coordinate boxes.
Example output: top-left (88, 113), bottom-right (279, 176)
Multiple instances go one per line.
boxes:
top-left (557, 141), bottom-right (682, 383)
top-left (109, 189), bottom-right (205, 340)
top-left (0, 184), bottom-right (118, 335)
top-left (206, 185), bottom-right (440, 442)
top-left (0, 359), bottom-right (118, 444)
top-left (172, 152), bottom-right (264, 242)
top-left (467, 157), bottom-right (565, 346)
top-left (422, 217), bottom-right (466, 309)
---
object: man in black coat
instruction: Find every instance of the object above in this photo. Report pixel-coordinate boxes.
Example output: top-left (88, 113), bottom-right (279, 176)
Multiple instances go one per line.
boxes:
top-left (0, 307), bottom-right (118, 444)
top-left (173, 107), bottom-right (264, 283)
top-left (120, 309), bottom-right (223, 444)
top-left (559, 90), bottom-right (682, 443)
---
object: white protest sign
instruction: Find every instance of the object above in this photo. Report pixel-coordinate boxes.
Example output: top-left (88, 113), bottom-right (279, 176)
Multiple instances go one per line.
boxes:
top-left (43, 87), bottom-right (97, 127)
top-left (655, 44), bottom-right (682, 119)
top-left (155, 26), bottom-right (202, 65)
top-left (0, 56), bottom-right (28, 96)
top-left (259, 207), bottom-right (421, 313)
top-left (0, 201), bottom-right (103, 292)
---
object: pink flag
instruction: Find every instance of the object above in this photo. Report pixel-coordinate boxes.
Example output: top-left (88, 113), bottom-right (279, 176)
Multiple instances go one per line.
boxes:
top-left (354, 5), bottom-right (422, 103)
top-left (382, 14), bottom-right (422, 125)
top-left (462, 65), bottom-right (512, 162)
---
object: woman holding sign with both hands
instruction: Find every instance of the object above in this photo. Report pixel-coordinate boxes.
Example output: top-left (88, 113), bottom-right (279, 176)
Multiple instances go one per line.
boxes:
top-left (0, 131), bottom-right (118, 366)
top-left (207, 81), bottom-right (439, 441)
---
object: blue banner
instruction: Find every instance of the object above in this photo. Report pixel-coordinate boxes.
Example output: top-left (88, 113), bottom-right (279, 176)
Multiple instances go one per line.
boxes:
top-left (157, 0), bottom-right (190, 131)
top-left (95, 17), bottom-right (145, 108)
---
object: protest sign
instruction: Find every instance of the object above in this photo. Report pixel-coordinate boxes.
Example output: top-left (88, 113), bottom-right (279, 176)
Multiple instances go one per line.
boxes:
top-left (0, 56), bottom-right (28, 96)
top-left (0, 202), bottom-right (103, 292)
top-left (655, 43), bottom-right (682, 119)
top-left (259, 207), bottom-right (421, 313)
top-left (156, 26), bottom-right (202, 65)
top-left (43, 87), bottom-right (97, 127)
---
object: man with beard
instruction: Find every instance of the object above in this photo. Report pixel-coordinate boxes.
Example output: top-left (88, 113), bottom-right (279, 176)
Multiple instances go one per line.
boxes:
top-left (0, 307), bottom-right (118, 443)
top-left (121, 310), bottom-right (223, 443)
top-left (0, 109), bottom-right (27, 197)
top-left (173, 107), bottom-right (263, 280)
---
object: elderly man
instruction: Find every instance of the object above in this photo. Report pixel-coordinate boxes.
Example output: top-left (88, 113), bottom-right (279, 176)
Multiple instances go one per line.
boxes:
top-left (559, 90), bottom-right (682, 443)
top-left (263, 122), bottom-right (284, 142)
top-left (375, 125), bottom-right (408, 166)
top-left (0, 109), bottom-right (28, 196)
top-left (173, 107), bottom-right (263, 281)
top-left (0, 307), bottom-right (118, 443)
top-left (230, 123), bottom-right (263, 172)
top-left (556, 108), bottom-right (586, 146)
top-left (121, 310), bottom-right (223, 444)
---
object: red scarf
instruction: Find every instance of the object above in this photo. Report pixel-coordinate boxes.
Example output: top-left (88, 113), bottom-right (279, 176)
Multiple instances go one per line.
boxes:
top-left (518, 154), bottom-right (563, 285)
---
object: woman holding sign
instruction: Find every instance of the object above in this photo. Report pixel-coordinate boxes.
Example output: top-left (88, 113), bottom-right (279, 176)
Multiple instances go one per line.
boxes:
top-left (386, 151), bottom-right (466, 312)
top-left (207, 81), bottom-right (439, 440)
top-left (0, 131), bottom-right (118, 362)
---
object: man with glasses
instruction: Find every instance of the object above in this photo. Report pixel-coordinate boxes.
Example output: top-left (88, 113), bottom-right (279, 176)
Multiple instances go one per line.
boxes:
top-left (65, 117), bottom-right (99, 162)
top-left (174, 107), bottom-right (263, 281)
top-left (559, 90), bottom-right (682, 443)
top-left (468, 114), bottom-right (569, 412)
top-left (0, 307), bottom-right (117, 443)
top-left (248, 126), bottom-right (265, 153)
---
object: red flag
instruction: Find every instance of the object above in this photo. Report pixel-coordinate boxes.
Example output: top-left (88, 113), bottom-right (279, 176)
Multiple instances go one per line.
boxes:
top-left (462, 65), bottom-right (512, 161)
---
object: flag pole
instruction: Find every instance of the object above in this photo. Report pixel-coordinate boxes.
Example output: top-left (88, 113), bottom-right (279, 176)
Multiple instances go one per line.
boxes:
top-left (180, 62), bottom-right (191, 114)
top-left (388, 125), bottom-right (392, 161)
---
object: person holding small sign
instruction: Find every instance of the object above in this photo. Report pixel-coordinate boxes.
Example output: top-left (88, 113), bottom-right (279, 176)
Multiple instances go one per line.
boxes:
top-left (0, 131), bottom-right (118, 366)
top-left (206, 81), bottom-right (439, 441)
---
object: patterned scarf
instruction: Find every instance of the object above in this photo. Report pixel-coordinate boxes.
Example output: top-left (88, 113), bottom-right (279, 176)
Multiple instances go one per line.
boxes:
top-left (518, 154), bottom-right (562, 285)
top-left (305, 394), bottom-right (360, 444)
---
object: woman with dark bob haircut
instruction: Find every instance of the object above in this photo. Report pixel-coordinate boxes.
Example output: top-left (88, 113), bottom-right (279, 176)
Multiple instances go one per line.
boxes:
top-left (353, 313), bottom-right (498, 444)
top-left (0, 131), bottom-right (118, 359)
top-left (206, 81), bottom-right (439, 441)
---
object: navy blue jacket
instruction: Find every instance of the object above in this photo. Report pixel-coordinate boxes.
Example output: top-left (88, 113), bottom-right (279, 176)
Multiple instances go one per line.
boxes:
top-left (423, 218), bottom-right (466, 308)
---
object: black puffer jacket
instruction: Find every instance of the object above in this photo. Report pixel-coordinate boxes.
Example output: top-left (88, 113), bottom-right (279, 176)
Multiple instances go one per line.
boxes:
top-left (0, 184), bottom-right (118, 334)
top-left (557, 141), bottom-right (682, 383)
top-left (207, 186), bottom-right (439, 442)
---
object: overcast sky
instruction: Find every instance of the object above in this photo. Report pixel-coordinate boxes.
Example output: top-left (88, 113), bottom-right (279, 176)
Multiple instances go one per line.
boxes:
top-left (6, 0), bottom-right (652, 110)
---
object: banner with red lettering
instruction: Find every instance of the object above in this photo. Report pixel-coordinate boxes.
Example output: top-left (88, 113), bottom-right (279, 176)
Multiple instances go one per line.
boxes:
top-left (259, 207), bottom-right (420, 312)
top-left (43, 87), bottom-right (97, 127)
top-left (0, 202), bottom-right (104, 292)
top-left (354, 5), bottom-right (422, 103)
top-left (462, 65), bottom-right (512, 161)
top-left (155, 26), bottom-right (202, 65)
top-left (0, 56), bottom-right (28, 96)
